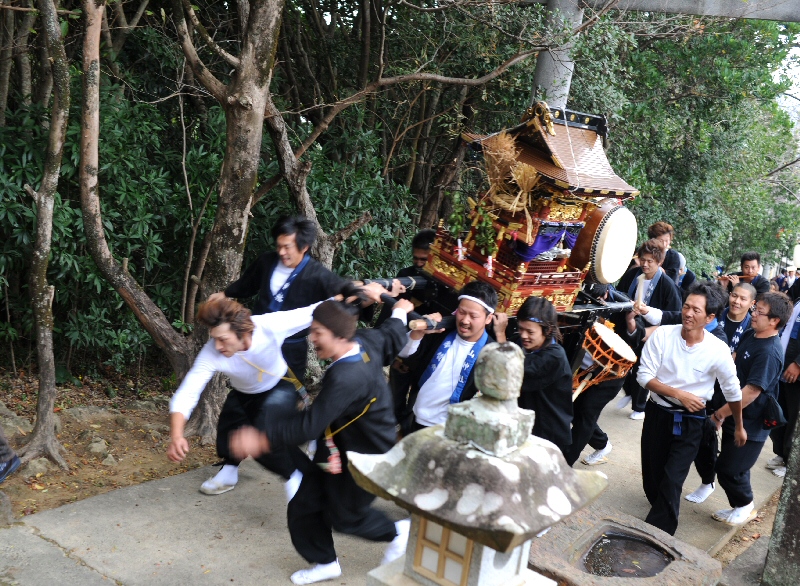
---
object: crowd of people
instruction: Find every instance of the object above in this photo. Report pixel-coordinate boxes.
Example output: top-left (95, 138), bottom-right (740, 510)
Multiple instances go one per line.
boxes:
top-left (7, 213), bottom-right (796, 582)
top-left (152, 215), bottom-right (799, 581)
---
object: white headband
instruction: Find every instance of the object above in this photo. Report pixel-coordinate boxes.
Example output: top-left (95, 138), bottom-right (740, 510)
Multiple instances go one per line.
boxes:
top-left (458, 295), bottom-right (495, 314)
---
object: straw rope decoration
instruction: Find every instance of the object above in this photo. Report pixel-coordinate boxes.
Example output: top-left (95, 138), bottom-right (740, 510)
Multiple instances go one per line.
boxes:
top-left (481, 131), bottom-right (539, 244)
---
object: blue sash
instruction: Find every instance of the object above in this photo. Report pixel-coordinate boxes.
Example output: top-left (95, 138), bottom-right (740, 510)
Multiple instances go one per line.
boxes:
top-left (418, 330), bottom-right (489, 404)
top-left (626, 268), bottom-right (662, 304)
top-left (268, 254), bottom-right (310, 312)
top-left (719, 308), bottom-right (751, 352)
top-left (790, 312), bottom-right (800, 340)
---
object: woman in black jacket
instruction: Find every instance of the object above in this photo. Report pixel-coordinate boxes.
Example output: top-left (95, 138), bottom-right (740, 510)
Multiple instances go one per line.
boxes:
top-left (495, 296), bottom-right (573, 456)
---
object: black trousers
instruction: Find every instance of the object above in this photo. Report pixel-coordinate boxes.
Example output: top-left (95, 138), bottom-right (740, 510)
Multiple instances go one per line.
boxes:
top-left (287, 462), bottom-right (397, 564)
top-left (716, 431), bottom-right (765, 508)
top-left (623, 364), bottom-right (648, 413)
top-left (692, 417), bottom-right (720, 485)
top-left (216, 380), bottom-right (309, 479)
top-left (641, 401), bottom-right (705, 536)
top-left (771, 380), bottom-right (800, 460)
top-left (564, 377), bottom-right (624, 466)
top-left (282, 338), bottom-right (309, 384)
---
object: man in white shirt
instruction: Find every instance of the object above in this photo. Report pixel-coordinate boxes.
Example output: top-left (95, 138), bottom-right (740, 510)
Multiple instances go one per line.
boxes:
top-left (636, 281), bottom-right (746, 535)
top-left (167, 297), bottom-right (325, 496)
top-left (397, 281), bottom-right (497, 431)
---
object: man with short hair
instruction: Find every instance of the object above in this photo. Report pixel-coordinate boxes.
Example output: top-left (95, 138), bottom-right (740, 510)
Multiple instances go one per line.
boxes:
top-left (398, 281), bottom-right (497, 431)
top-left (637, 281), bottom-right (746, 536)
top-left (719, 252), bottom-right (770, 297)
top-left (376, 229), bottom-right (437, 428)
top-left (210, 216), bottom-right (348, 380)
top-left (648, 221), bottom-right (681, 284)
top-left (719, 283), bottom-right (757, 352)
top-left (229, 296), bottom-right (415, 585)
top-left (710, 292), bottom-right (790, 525)
top-left (617, 239), bottom-right (683, 419)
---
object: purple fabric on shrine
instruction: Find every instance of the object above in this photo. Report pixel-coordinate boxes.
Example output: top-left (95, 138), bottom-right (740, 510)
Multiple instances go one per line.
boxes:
top-left (514, 223), bottom-right (581, 262)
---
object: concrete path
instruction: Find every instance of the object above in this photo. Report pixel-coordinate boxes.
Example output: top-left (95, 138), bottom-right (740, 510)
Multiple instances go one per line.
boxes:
top-left (0, 396), bottom-right (783, 585)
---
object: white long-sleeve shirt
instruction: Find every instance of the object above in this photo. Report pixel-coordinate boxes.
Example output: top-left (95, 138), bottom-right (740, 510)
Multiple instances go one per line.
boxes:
top-left (170, 303), bottom-right (321, 418)
top-left (637, 324), bottom-right (742, 408)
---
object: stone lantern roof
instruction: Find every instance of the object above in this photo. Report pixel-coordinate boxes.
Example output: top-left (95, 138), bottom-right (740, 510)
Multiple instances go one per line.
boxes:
top-left (349, 342), bottom-right (608, 553)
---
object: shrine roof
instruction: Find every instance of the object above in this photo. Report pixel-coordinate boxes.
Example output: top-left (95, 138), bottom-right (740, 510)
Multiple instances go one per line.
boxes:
top-left (463, 104), bottom-right (639, 197)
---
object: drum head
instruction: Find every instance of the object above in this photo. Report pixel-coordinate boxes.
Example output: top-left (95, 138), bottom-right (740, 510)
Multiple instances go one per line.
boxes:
top-left (593, 321), bottom-right (637, 363)
top-left (590, 206), bottom-right (637, 284)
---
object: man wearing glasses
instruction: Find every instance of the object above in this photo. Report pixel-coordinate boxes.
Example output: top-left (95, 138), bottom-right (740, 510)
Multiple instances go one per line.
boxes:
top-left (710, 292), bottom-right (790, 525)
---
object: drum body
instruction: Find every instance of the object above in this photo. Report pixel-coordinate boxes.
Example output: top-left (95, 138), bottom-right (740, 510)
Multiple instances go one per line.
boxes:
top-left (568, 199), bottom-right (637, 284)
top-left (572, 321), bottom-right (637, 396)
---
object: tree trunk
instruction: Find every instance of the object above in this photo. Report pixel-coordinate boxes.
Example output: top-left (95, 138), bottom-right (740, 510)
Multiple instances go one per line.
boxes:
top-left (0, 6), bottom-right (13, 126)
top-left (80, 0), bottom-right (193, 380)
top-left (12, 2), bottom-right (36, 107)
top-left (763, 422), bottom-right (800, 585)
top-left (33, 30), bottom-right (53, 107)
top-left (18, 0), bottom-right (73, 468)
top-left (177, 0), bottom-right (284, 441)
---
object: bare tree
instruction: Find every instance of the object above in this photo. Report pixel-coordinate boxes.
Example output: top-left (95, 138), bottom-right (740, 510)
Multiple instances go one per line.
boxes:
top-left (18, 0), bottom-right (72, 467)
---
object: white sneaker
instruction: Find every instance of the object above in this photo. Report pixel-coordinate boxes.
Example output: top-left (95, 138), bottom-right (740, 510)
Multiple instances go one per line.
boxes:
top-left (712, 508), bottom-right (734, 522)
top-left (629, 411), bottom-right (645, 420)
top-left (581, 442), bottom-right (612, 466)
top-left (772, 466), bottom-right (786, 478)
top-left (726, 503), bottom-right (756, 526)
top-left (685, 482), bottom-right (715, 503)
top-left (766, 456), bottom-right (785, 470)
top-left (285, 469), bottom-right (303, 502)
top-left (199, 477), bottom-right (236, 495)
top-left (290, 560), bottom-right (342, 584)
top-left (382, 519), bottom-right (411, 565)
top-left (616, 395), bottom-right (632, 410)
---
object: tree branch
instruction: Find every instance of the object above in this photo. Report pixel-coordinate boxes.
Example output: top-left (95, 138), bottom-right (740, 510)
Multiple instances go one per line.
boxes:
top-left (332, 211), bottom-right (372, 247)
top-left (765, 155), bottom-right (800, 178)
top-left (293, 49), bottom-right (539, 159)
top-left (180, 0), bottom-right (240, 68)
top-left (170, 0), bottom-right (226, 103)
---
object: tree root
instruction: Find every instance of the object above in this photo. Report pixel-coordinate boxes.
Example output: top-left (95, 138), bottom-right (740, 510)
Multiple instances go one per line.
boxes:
top-left (17, 432), bottom-right (69, 470)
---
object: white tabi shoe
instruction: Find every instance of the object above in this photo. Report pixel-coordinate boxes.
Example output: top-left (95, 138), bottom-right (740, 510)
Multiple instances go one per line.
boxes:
top-left (382, 519), bottom-right (411, 565)
top-left (685, 482), bottom-right (715, 503)
top-left (581, 442), bottom-right (612, 466)
top-left (290, 560), bottom-right (342, 585)
top-left (199, 477), bottom-right (236, 495)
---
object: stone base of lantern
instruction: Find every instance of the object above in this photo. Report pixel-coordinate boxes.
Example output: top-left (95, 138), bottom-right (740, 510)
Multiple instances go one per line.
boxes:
top-left (367, 514), bottom-right (556, 586)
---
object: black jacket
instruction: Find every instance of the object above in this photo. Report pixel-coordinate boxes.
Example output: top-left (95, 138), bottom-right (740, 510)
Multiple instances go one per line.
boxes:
top-left (511, 337), bottom-right (573, 450)
top-left (617, 267), bottom-right (682, 313)
top-left (375, 265), bottom-right (434, 326)
top-left (265, 318), bottom-right (407, 460)
top-left (225, 251), bottom-right (347, 338)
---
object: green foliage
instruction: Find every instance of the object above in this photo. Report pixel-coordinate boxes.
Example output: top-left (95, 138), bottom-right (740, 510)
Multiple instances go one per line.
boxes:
top-left (570, 16), bottom-right (800, 275)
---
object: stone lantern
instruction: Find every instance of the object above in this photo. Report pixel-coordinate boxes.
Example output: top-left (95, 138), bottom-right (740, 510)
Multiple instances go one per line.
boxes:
top-left (348, 342), bottom-right (608, 586)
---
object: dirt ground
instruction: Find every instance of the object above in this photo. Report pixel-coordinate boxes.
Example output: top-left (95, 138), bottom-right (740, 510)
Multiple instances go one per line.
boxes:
top-left (0, 370), bottom-right (218, 517)
top-left (714, 489), bottom-right (780, 567)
